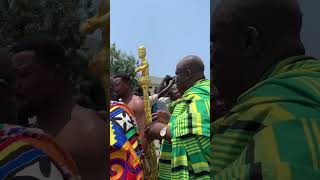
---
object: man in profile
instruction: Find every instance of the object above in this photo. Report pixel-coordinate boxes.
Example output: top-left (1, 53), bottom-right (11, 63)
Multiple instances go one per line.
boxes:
top-left (112, 73), bottom-right (147, 144)
top-left (145, 55), bottom-right (210, 179)
top-left (9, 35), bottom-right (107, 180)
top-left (0, 48), bottom-right (80, 179)
top-left (211, 0), bottom-right (320, 179)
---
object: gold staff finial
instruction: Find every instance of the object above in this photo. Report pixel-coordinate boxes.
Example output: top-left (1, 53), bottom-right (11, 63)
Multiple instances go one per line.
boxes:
top-left (138, 46), bottom-right (146, 59)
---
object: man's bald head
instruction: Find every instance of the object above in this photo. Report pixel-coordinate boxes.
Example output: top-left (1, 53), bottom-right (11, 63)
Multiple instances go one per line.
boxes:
top-left (175, 55), bottom-right (205, 94)
top-left (177, 55), bottom-right (205, 75)
top-left (214, 0), bottom-right (303, 40)
top-left (211, 0), bottom-right (305, 109)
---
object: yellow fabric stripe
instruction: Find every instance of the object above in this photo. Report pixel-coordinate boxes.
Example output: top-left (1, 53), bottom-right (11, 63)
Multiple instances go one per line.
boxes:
top-left (0, 141), bottom-right (26, 160)
top-left (311, 120), bottom-right (320, 167)
top-left (110, 122), bottom-right (116, 146)
top-left (192, 162), bottom-right (209, 169)
top-left (191, 102), bottom-right (202, 135)
top-left (302, 119), bottom-right (319, 170)
top-left (110, 106), bottom-right (118, 112)
top-left (205, 100), bottom-right (210, 115)
top-left (174, 155), bottom-right (188, 166)
top-left (160, 152), bottom-right (172, 158)
top-left (255, 126), bottom-right (280, 164)
top-left (275, 163), bottom-right (292, 180)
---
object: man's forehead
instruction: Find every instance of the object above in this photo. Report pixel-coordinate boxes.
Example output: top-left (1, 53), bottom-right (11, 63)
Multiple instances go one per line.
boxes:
top-left (11, 51), bottom-right (36, 66)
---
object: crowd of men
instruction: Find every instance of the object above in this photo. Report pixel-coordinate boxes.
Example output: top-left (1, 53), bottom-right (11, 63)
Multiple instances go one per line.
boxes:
top-left (1, 0), bottom-right (319, 179)
top-left (111, 0), bottom-right (320, 179)
top-left (110, 55), bottom-right (211, 179)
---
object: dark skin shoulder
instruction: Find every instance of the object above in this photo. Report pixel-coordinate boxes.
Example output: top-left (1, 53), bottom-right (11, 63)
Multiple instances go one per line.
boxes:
top-left (55, 105), bottom-right (107, 180)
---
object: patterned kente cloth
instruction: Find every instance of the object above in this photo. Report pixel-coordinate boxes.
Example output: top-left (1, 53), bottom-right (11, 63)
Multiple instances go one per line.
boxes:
top-left (110, 101), bottom-right (143, 180)
top-left (212, 55), bottom-right (320, 179)
top-left (159, 79), bottom-right (211, 180)
top-left (0, 124), bottom-right (80, 180)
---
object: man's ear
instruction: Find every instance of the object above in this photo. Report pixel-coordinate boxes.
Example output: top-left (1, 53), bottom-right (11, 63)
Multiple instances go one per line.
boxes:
top-left (186, 70), bottom-right (192, 78)
top-left (245, 26), bottom-right (262, 57)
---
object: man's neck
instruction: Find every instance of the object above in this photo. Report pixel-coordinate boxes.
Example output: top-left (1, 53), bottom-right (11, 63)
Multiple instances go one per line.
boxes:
top-left (121, 92), bottom-right (133, 104)
top-left (37, 97), bottom-right (75, 136)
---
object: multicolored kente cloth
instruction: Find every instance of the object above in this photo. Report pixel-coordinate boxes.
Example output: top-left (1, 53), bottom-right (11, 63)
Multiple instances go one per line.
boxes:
top-left (110, 101), bottom-right (143, 180)
top-left (212, 55), bottom-right (320, 179)
top-left (159, 79), bottom-right (211, 179)
top-left (0, 123), bottom-right (80, 180)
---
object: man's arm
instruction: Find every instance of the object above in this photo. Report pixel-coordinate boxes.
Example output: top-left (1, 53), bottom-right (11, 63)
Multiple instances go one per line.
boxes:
top-left (130, 98), bottom-right (147, 145)
top-left (157, 78), bottom-right (175, 98)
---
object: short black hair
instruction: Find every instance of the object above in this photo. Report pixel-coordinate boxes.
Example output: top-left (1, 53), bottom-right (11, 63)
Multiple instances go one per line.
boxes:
top-left (113, 73), bottom-right (131, 85)
top-left (9, 34), bottom-right (68, 66)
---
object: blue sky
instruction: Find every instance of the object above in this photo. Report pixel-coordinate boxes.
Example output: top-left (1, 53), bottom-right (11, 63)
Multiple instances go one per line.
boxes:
top-left (110, 0), bottom-right (210, 79)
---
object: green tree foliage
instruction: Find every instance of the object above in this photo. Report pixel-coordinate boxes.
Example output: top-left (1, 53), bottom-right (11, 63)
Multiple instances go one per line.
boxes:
top-left (110, 43), bottom-right (139, 90)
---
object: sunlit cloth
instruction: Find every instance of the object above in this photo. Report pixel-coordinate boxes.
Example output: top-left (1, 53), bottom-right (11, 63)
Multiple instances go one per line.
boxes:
top-left (212, 55), bottom-right (320, 179)
top-left (159, 79), bottom-right (211, 180)
top-left (0, 123), bottom-right (80, 180)
top-left (110, 101), bottom-right (143, 180)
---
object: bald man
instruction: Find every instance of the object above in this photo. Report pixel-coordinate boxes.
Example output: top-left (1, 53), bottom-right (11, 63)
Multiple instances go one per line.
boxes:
top-left (145, 55), bottom-right (210, 179)
top-left (212, 0), bottom-right (320, 179)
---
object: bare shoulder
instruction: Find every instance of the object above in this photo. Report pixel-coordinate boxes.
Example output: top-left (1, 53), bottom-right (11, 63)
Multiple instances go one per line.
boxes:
top-left (72, 105), bottom-right (105, 127)
top-left (63, 105), bottom-right (107, 180)
top-left (129, 95), bottom-right (145, 113)
top-left (58, 105), bottom-right (107, 158)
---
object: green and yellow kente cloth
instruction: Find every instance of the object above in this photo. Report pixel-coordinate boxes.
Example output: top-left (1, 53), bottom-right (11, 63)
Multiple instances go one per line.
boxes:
top-left (212, 55), bottom-right (320, 180)
top-left (159, 79), bottom-right (211, 179)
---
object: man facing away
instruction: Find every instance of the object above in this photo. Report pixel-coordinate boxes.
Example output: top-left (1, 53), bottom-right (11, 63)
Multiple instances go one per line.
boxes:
top-left (211, 0), bottom-right (320, 179)
top-left (145, 55), bottom-right (211, 179)
top-left (9, 35), bottom-right (107, 180)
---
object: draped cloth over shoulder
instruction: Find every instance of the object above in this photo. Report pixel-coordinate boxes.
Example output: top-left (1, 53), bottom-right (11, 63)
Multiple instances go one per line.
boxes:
top-left (110, 101), bottom-right (143, 180)
top-left (0, 123), bottom-right (80, 180)
top-left (212, 56), bottom-right (320, 179)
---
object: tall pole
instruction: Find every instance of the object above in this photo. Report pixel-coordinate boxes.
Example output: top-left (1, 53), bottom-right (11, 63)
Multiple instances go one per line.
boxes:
top-left (135, 46), bottom-right (158, 179)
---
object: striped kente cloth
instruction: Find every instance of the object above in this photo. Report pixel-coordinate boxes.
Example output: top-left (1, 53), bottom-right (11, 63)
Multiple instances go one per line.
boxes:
top-left (0, 123), bottom-right (80, 180)
top-left (212, 55), bottom-right (320, 179)
top-left (159, 79), bottom-right (211, 179)
top-left (110, 101), bottom-right (143, 180)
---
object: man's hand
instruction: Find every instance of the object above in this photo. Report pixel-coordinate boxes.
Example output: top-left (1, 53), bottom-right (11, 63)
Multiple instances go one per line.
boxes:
top-left (152, 111), bottom-right (170, 124)
top-left (167, 78), bottom-right (176, 88)
top-left (144, 121), bottom-right (167, 143)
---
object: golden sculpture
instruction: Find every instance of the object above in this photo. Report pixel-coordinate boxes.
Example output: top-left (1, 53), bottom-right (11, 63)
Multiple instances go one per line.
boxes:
top-left (135, 46), bottom-right (158, 179)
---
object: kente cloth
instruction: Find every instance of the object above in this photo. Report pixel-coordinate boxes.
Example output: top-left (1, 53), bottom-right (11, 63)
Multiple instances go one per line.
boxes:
top-left (0, 123), bottom-right (80, 180)
top-left (110, 101), bottom-right (143, 180)
top-left (212, 55), bottom-right (320, 179)
top-left (159, 79), bottom-right (211, 180)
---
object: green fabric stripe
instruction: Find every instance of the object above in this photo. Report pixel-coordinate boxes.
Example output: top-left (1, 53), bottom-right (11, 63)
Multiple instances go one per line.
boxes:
top-left (212, 56), bottom-right (320, 179)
